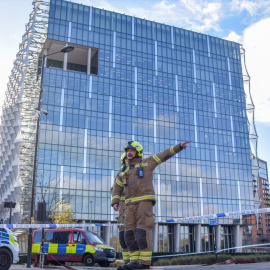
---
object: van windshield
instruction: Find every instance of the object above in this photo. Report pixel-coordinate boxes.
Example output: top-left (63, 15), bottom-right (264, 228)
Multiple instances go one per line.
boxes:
top-left (84, 231), bottom-right (104, 244)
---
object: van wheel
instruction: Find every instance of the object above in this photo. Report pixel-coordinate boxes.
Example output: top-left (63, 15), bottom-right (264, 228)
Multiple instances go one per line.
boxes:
top-left (83, 254), bottom-right (95, 266)
top-left (0, 249), bottom-right (12, 270)
top-left (99, 262), bottom-right (110, 267)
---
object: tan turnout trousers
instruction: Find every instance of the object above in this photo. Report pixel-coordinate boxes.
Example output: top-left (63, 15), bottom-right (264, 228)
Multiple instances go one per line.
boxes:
top-left (124, 201), bottom-right (155, 266)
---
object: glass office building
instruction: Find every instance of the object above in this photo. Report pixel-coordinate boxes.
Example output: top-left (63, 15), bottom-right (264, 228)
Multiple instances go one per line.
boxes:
top-left (0, 0), bottom-right (257, 253)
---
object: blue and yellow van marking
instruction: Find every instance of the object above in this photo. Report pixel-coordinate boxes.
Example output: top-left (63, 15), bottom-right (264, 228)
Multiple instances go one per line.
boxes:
top-left (32, 243), bottom-right (99, 254)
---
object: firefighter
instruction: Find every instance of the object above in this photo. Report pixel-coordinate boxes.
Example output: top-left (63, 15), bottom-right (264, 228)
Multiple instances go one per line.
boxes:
top-left (111, 140), bottom-right (189, 269)
top-left (110, 153), bottom-right (130, 269)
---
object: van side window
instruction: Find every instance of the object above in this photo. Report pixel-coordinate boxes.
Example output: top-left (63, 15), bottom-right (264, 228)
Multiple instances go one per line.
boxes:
top-left (73, 232), bottom-right (86, 244)
top-left (33, 231), bottom-right (53, 243)
top-left (52, 232), bottom-right (70, 244)
top-left (33, 232), bottom-right (42, 243)
top-left (46, 232), bottom-right (53, 242)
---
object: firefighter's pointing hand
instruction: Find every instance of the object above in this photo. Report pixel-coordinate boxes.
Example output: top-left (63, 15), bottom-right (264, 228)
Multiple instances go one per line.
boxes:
top-left (180, 142), bottom-right (190, 150)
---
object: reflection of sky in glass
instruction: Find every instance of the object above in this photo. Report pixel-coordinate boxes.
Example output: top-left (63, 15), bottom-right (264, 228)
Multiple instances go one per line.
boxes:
top-left (35, 1), bottom-right (254, 222)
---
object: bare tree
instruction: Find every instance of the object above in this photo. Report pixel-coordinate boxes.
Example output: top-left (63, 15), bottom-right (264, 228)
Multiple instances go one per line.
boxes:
top-left (36, 173), bottom-right (70, 223)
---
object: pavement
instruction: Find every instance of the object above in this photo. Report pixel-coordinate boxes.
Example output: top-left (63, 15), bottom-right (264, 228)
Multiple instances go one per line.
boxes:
top-left (9, 261), bottom-right (270, 270)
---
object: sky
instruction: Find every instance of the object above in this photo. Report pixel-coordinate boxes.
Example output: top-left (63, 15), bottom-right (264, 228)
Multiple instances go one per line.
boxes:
top-left (0, 0), bottom-right (269, 175)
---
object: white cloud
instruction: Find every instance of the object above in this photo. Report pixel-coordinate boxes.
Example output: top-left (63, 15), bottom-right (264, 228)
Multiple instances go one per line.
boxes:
top-left (71, 0), bottom-right (125, 13)
top-left (231, 0), bottom-right (270, 19)
top-left (231, 0), bottom-right (261, 16)
top-left (153, 0), bottom-right (177, 14)
top-left (242, 18), bottom-right (270, 124)
top-left (74, 0), bottom-right (223, 33)
top-left (181, 0), bottom-right (222, 32)
top-left (126, 1), bottom-right (178, 24)
top-left (127, 0), bottom-right (223, 32)
top-left (226, 18), bottom-right (270, 124)
top-left (225, 31), bottom-right (243, 44)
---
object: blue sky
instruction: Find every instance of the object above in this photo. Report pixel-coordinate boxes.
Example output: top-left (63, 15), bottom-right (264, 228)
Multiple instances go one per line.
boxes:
top-left (0, 0), bottom-right (269, 175)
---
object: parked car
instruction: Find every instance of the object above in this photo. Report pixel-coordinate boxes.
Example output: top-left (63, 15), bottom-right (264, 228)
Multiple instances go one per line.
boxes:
top-left (32, 228), bottom-right (116, 267)
top-left (0, 228), bottom-right (20, 270)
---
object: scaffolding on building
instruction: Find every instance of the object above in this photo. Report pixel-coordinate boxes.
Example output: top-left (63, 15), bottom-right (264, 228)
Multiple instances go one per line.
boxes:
top-left (0, 0), bottom-right (49, 224)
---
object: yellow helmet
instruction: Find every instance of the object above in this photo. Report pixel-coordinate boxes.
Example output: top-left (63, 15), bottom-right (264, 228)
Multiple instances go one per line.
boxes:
top-left (124, 141), bottom-right (143, 157)
top-left (120, 152), bottom-right (127, 164)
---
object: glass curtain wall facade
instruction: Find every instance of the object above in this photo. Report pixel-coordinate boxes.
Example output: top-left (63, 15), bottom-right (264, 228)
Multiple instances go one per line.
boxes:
top-left (0, 0), bottom-right (254, 253)
top-left (38, 0), bottom-right (254, 224)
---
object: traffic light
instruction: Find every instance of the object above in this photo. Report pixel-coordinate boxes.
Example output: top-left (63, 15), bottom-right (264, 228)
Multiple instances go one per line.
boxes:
top-left (0, 218), bottom-right (3, 224)
top-left (37, 202), bottom-right (46, 222)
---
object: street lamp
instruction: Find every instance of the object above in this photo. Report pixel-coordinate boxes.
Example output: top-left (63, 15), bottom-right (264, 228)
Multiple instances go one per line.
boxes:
top-left (26, 45), bottom-right (74, 268)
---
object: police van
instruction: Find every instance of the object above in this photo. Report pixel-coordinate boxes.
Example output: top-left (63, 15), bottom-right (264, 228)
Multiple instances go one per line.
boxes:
top-left (32, 228), bottom-right (116, 267)
top-left (0, 228), bottom-right (20, 270)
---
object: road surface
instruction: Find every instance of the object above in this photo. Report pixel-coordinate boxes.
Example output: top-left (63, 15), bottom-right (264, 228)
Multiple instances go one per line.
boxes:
top-left (10, 261), bottom-right (270, 270)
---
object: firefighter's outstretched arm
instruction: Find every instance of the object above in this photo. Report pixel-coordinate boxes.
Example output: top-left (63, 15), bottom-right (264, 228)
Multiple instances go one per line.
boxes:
top-left (150, 141), bottom-right (190, 169)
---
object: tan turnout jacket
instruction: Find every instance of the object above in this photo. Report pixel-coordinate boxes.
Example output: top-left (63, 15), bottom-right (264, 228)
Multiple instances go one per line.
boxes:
top-left (111, 143), bottom-right (184, 206)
